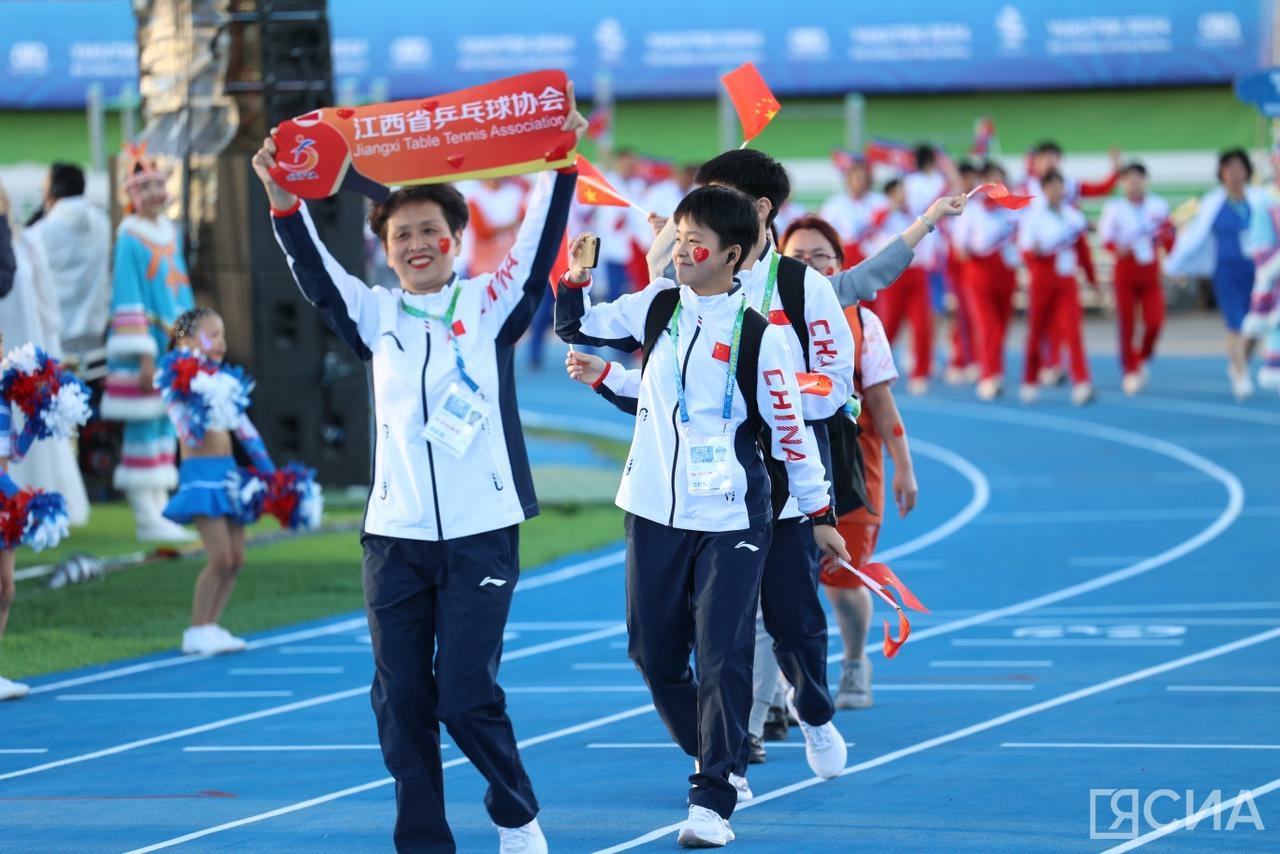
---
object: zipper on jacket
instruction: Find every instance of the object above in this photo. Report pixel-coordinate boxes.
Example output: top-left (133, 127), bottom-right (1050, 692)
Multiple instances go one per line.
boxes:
top-left (667, 323), bottom-right (700, 527)
top-left (421, 327), bottom-right (444, 538)
top-left (379, 423), bottom-right (389, 501)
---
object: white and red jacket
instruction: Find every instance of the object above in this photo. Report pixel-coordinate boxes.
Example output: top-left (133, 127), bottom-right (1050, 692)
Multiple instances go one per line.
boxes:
top-left (952, 200), bottom-right (1022, 269)
top-left (819, 191), bottom-right (887, 265)
top-left (556, 279), bottom-right (831, 533)
top-left (1018, 203), bottom-right (1088, 278)
top-left (1098, 195), bottom-right (1173, 268)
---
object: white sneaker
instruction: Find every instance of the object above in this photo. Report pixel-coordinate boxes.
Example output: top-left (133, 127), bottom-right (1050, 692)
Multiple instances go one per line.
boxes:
top-left (1038, 366), bottom-right (1064, 387)
top-left (0, 676), bottom-right (30, 700)
top-left (1070, 382), bottom-right (1096, 406)
top-left (677, 805), bottom-right (734, 848)
top-left (497, 817), bottom-right (548, 854)
top-left (1228, 365), bottom-right (1254, 401)
top-left (1018, 383), bottom-right (1038, 405)
top-left (787, 688), bottom-right (848, 779)
top-left (729, 772), bottom-right (752, 802)
top-left (976, 378), bottom-right (1000, 401)
top-left (835, 658), bottom-right (873, 710)
top-left (210, 625), bottom-right (248, 652)
top-left (1121, 372), bottom-right (1143, 396)
top-left (182, 625), bottom-right (243, 655)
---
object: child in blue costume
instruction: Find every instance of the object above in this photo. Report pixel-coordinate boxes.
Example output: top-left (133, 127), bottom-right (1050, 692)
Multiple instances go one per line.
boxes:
top-left (101, 144), bottom-right (196, 541)
top-left (158, 308), bottom-right (277, 656)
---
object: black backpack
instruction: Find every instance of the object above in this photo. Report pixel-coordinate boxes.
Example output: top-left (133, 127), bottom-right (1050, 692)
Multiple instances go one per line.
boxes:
top-left (640, 288), bottom-right (789, 519)
top-left (770, 257), bottom-right (870, 516)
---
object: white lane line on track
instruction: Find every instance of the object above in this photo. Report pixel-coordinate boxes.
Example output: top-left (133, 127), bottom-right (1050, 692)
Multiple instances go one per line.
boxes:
top-left (830, 403), bottom-right (1245, 663)
top-left (0, 624), bottom-right (626, 784)
top-left (182, 745), bottom-right (387, 753)
top-left (1165, 685), bottom-right (1280, 693)
top-left (121, 704), bottom-right (657, 854)
top-left (56, 692), bottom-right (294, 701)
top-left (594, 626), bottom-right (1280, 853)
top-left (1002, 742), bottom-right (1280, 750)
top-left (870, 439), bottom-right (990, 564)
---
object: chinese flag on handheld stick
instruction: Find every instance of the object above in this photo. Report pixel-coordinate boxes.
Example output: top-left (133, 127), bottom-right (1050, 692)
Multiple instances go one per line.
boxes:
top-left (968, 182), bottom-right (1033, 210)
top-left (833, 559), bottom-right (929, 658)
top-left (720, 62), bottom-right (781, 144)
top-left (575, 155), bottom-right (634, 208)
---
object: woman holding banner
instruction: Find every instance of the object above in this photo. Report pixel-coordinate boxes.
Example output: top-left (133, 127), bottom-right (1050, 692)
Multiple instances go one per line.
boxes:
top-left (252, 87), bottom-right (586, 854)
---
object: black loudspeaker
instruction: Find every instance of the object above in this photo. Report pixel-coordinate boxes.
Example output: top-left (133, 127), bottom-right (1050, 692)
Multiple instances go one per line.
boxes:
top-left (189, 0), bottom-right (372, 486)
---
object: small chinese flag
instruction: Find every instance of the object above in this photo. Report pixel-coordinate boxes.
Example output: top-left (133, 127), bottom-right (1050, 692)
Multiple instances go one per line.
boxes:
top-left (712, 342), bottom-right (731, 362)
top-left (586, 107), bottom-right (611, 141)
top-left (576, 155), bottom-right (634, 208)
top-left (969, 182), bottom-right (1033, 210)
top-left (720, 62), bottom-right (781, 143)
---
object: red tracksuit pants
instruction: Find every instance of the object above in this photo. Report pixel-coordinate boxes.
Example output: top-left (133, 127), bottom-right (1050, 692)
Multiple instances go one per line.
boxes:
top-left (1112, 256), bottom-right (1164, 375)
top-left (872, 266), bottom-right (933, 381)
top-left (1023, 261), bottom-right (1090, 385)
top-left (962, 253), bottom-right (1017, 382)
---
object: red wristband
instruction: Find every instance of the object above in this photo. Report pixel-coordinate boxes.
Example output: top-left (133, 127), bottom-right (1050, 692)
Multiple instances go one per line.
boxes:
top-left (270, 198), bottom-right (302, 218)
top-left (561, 273), bottom-right (592, 290)
top-left (590, 361), bottom-right (612, 390)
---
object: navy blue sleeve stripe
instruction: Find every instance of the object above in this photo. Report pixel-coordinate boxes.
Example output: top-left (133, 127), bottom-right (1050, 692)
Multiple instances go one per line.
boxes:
top-left (273, 211), bottom-right (372, 361)
top-left (595, 384), bottom-right (639, 415)
top-left (553, 285), bottom-right (642, 351)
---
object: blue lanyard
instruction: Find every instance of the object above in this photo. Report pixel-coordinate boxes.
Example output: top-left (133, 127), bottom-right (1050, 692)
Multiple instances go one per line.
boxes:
top-left (669, 293), bottom-right (747, 426)
top-left (400, 282), bottom-right (480, 394)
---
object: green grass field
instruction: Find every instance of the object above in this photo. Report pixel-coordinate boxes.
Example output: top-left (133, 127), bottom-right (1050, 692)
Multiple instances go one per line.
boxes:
top-left (3, 501), bottom-right (624, 679)
top-left (2, 86), bottom-right (1265, 169)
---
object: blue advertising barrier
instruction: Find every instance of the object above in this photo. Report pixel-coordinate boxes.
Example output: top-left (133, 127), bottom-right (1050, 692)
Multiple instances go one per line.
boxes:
top-left (0, 0), bottom-right (1272, 109)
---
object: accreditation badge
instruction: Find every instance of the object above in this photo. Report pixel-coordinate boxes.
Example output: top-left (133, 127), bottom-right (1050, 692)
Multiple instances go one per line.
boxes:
top-left (686, 434), bottom-right (734, 496)
top-left (422, 382), bottom-right (489, 458)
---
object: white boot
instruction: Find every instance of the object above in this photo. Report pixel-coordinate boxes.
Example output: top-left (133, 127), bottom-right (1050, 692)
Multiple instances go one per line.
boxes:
top-left (128, 489), bottom-right (195, 543)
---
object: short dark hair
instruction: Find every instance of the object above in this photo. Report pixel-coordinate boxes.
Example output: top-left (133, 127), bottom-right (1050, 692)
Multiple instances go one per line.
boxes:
top-left (48, 162), bottom-right (85, 199)
top-left (983, 161), bottom-right (1007, 181)
top-left (694, 149), bottom-right (791, 227)
top-left (673, 185), bottom-right (759, 273)
top-left (369, 183), bottom-right (469, 242)
top-left (1218, 148), bottom-right (1253, 183)
top-left (1034, 140), bottom-right (1063, 156)
top-left (958, 160), bottom-right (979, 176)
top-left (1121, 162), bottom-right (1148, 178)
top-left (883, 178), bottom-right (902, 196)
top-left (780, 215), bottom-right (844, 268)
top-left (1041, 169), bottom-right (1065, 188)
top-left (170, 307), bottom-right (218, 350)
top-left (913, 144), bottom-right (937, 171)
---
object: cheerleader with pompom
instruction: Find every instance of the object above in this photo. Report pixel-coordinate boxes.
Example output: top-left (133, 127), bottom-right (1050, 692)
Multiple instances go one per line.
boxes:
top-left (0, 332), bottom-right (87, 699)
top-left (159, 308), bottom-right (321, 655)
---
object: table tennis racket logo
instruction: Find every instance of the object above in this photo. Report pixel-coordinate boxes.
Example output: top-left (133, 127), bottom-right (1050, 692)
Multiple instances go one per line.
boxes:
top-left (279, 134), bottom-right (321, 178)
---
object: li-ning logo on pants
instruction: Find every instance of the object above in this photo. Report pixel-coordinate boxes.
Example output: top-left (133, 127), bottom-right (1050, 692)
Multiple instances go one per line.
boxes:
top-left (479, 576), bottom-right (508, 587)
top-left (734, 542), bottom-right (759, 552)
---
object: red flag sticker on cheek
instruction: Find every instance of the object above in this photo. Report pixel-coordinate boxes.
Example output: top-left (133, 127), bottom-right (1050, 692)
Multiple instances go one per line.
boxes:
top-left (438, 237), bottom-right (451, 255)
top-left (692, 247), bottom-right (710, 264)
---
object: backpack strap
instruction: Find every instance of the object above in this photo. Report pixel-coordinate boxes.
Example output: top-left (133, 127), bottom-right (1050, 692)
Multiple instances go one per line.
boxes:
top-left (775, 255), bottom-right (810, 370)
top-left (733, 307), bottom-right (768, 422)
top-left (640, 287), bottom-right (681, 372)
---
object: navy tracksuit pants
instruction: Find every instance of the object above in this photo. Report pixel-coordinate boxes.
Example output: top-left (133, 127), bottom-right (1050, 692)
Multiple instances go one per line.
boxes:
top-left (362, 527), bottom-right (538, 854)
top-left (624, 513), bottom-right (771, 820)
top-left (734, 514), bottom-right (837, 773)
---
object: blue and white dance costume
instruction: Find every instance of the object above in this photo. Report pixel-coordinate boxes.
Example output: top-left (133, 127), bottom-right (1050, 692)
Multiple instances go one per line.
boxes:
top-left (156, 352), bottom-right (274, 525)
top-left (0, 391), bottom-right (71, 553)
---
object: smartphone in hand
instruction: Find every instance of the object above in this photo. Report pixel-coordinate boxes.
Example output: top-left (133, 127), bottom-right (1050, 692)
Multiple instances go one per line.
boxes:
top-left (579, 235), bottom-right (600, 269)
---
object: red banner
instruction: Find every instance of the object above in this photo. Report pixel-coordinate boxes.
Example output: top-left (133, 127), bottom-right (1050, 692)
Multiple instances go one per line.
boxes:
top-left (268, 70), bottom-right (578, 201)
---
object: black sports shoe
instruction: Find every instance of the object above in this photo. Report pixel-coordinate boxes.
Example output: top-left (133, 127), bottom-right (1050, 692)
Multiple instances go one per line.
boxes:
top-left (762, 705), bottom-right (789, 741)
top-left (747, 733), bottom-right (767, 764)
